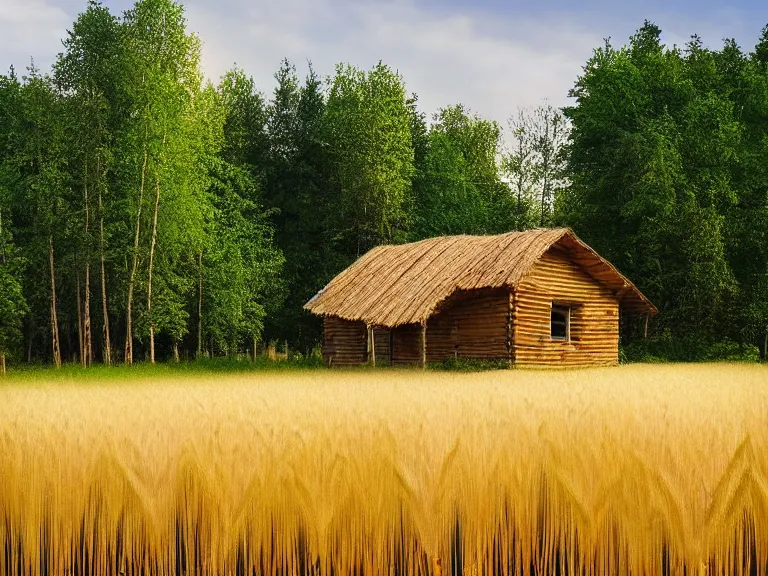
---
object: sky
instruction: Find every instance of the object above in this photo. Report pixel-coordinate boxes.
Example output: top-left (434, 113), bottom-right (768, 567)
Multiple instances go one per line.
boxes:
top-left (1, 0), bottom-right (766, 131)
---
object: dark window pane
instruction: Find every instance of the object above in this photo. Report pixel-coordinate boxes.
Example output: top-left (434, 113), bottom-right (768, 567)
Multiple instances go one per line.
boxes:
top-left (551, 308), bottom-right (568, 340)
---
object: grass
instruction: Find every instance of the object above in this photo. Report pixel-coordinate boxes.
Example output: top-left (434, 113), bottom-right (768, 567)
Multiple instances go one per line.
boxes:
top-left (1, 355), bottom-right (328, 382)
top-left (1, 364), bottom-right (767, 575)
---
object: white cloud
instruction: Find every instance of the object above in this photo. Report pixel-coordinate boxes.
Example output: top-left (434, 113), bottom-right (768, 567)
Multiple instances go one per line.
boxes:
top-left (2, 0), bottom-right (762, 137)
top-left (0, 0), bottom-right (70, 73)
top-left (185, 0), bottom-right (602, 128)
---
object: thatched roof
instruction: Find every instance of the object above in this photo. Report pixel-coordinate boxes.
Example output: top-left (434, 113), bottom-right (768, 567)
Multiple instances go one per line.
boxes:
top-left (305, 228), bottom-right (657, 327)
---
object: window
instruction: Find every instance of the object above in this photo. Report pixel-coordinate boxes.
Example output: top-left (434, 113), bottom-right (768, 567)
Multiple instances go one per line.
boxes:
top-left (551, 305), bottom-right (570, 341)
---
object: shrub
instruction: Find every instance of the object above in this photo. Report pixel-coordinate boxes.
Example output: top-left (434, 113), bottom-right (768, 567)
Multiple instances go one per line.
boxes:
top-left (431, 357), bottom-right (511, 371)
top-left (621, 331), bottom-right (759, 363)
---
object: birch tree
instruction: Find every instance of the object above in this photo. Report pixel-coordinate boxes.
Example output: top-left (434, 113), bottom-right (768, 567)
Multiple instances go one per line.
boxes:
top-left (0, 204), bottom-right (27, 375)
top-left (412, 105), bottom-right (513, 238)
top-left (121, 0), bottom-right (203, 363)
top-left (326, 62), bottom-right (414, 255)
top-left (505, 103), bottom-right (569, 228)
top-left (55, 0), bottom-right (122, 365)
top-left (14, 66), bottom-right (68, 367)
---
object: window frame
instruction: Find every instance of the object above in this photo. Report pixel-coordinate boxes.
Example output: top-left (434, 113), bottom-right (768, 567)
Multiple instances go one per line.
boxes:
top-left (550, 303), bottom-right (571, 342)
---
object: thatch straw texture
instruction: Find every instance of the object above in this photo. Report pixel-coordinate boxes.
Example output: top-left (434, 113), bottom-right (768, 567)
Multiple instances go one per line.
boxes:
top-left (305, 228), bottom-right (656, 327)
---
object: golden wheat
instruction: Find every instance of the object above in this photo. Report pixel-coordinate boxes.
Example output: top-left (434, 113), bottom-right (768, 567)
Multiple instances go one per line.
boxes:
top-left (0, 364), bottom-right (767, 576)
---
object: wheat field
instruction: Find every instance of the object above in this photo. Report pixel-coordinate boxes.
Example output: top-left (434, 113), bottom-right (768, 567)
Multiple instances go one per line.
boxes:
top-left (1, 364), bottom-right (767, 576)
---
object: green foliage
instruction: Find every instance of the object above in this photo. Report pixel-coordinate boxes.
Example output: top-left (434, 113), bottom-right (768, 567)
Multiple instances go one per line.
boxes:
top-left (203, 157), bottom-right (284, 355)
top-left (411, 105), bottom-right (512, 238)
top-left (621, 331), bottom-right (760, 363)
top-left (326, 62), bottom-right (414, 253)
top-left (2, 355), bottom-right (327, 380)
top-left (3, 3), bottom-right (768, 366)
top-left (562, 21), bottom-right (768, 353)
top-left (430, 358), bottom-right (511, 372)
top-left (0, 212), bottom-right (27, 360)
top-left (260, 62), bottom-right (336, 352)
top-left (0, 0), bottom-right (285, 365)
top-left (219, 68), bottom-right (269, 184)
top-left (505, 104), bottom-right (570, 228)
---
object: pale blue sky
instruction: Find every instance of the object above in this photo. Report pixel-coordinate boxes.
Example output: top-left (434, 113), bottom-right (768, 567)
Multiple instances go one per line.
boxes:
top-left (1, 0), bottom-right (766, 133)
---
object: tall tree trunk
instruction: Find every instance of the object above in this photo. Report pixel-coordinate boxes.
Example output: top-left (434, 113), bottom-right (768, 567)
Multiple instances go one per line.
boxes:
top-left (540, 118), bottom-right (551, 227)
top-left (49, 236), bottom-right (61, 369)
top-left (83, 159), bottom-right (92, 367)
top-left (77, 272), bottom-right (84, 367)
top-left (197, 250), bottom-right (203, 358)
top-left (97, 153), bottom-right (111, 366)
top-left (146, 133), bottom-right (166, 365)
top-left (84, 263), bottom-right (91, 366)
top-left (0, 210), bottom-right (5, 264)
top-left (147, 174), bottom-right (161, 364)
top-left (0, 215), bottom-right (5, 376)
top-left (125, 146), bottom-right (148, 365)
top-left (763, 330), bottom-right (767, 363)
top-left (173, 343), bottom-right (179, 363)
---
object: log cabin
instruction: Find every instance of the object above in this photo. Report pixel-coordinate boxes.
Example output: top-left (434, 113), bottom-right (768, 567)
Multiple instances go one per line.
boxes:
top-left (304, 228), bottom-right (657, 368)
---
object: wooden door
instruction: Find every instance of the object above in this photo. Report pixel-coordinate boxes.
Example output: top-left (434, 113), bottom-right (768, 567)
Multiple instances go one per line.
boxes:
top-left (373, 327), bottom-right (391, 365)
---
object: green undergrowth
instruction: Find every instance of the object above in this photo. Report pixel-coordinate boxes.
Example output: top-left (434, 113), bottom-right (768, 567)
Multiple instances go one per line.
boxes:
top-left (1, 355), bottom-right (328, 382)
top-left (5, 348), bottom-right (762, 381)
top-left (620, 334), bottom-right (760, 364)
top-left (429, 358), bottom-right (511, 371)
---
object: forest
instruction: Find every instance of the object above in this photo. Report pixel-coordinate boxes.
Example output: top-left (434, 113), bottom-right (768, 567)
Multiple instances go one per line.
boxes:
top-left (0, 0), bottom-right (767, 369)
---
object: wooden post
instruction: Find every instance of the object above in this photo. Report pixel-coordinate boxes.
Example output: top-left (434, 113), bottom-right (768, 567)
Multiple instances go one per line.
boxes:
top-left (49, 236), bottom-right (61, 369)
top-left (507, 291), bottom-right (513, 365)
top-left (420, 322), bottom-right (427, 368)
top-left (1, 353), bottom-right (5, 376)
top-left (763, 331), bottom-right (767, 363)
top-left (367, 324), bottom-right (376, 367)
top-left (644, 313), bottom-right (649, 339)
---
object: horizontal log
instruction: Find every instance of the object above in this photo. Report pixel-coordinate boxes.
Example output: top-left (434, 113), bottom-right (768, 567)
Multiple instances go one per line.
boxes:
top-left (513, 249), bottom-right (619, 367)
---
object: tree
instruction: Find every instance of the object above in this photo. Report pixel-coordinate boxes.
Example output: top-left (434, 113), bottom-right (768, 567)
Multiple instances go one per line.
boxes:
top-left (407, 92), bottom-right (430, 230)
top-left (203, 158), bottom-right (283, 356)
top-left (218, 67), bottom-right (269, 186)
top-left (262, 62), bottom-right (339, 352)
top-left (326, 62), bottom-right (414, 255)
top-left (503, 109), bottom-right (538, 229)
top-left (120, 0), bottom-right (205, 363)
top-left (722, 33), bottom-right (768, 358)
top-left (185, 68), bottom-right (287, 359)
top-left (412, 104), bottom-right (513, 239)
top-left (412, 129), bottom-right (490, 237)
top-left (11, 65), bottom-right (69, 367)
top-left (54, 0), bottom-right (123, 365)
top-left (505, 103), bottom-right (570, 228)
top-left (0, 206), bottom-right (27, 375)
top-left (562, 22), bottom-right (740, 341)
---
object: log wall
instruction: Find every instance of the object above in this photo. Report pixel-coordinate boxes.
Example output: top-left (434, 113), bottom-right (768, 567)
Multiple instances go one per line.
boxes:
top-left (322, 316), bottom-right (367, 366)
top-left (391, 324), bottom-right (423, 365)
top-left (513, 247), bottom-right (619, 367)
top-left (323, 249), bottom-right (619, 367)
top-left (426, 288), bottom-right (510, 362)
top-left (373, 328), bottom-right (391, 365)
